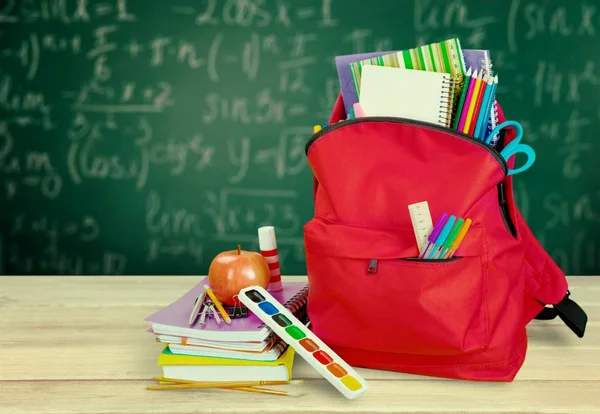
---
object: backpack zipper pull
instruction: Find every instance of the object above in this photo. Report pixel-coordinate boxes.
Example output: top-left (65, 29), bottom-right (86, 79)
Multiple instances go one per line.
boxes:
top-left (367, 259), bottom-right (378, 275)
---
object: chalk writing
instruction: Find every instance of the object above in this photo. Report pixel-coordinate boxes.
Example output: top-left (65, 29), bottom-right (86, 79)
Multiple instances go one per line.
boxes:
top-left (0, 0), bottom-right (135, 24)
top-left (228, 127), bottom-right (308, 183)
top-left (532, 60), bottom-right (600, 107)
top-left (147, 238), bottom-right (204, 264)
top-left (172, 0), bottom-right (337, 28)
top-left (0, 0), bottom-right (597, 277)
top-left (540, 229), bottom-right (598, 275)
top-left (11, 214), bottom-right (100, 243)
top-left (145, 190), bottom-right (206, 238)
top-left (7, 243), bottom-right (127, 275)
top-left (0, 122), bottom-right (63, 200)
top-left (507, 0), bottom-right (597, 53)
top-left (0, 74), bottom-right (52, 121)
top-left (202, 89), bottom-right (286, 124)
top-left (543, 191), bottom-right (600, 229)
top-left (414, 0), bottom-right (495, 47)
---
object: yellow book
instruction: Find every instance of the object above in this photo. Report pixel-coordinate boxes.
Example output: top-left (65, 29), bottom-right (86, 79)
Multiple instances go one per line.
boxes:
top-left (157, 345), bottom-right (295, 382)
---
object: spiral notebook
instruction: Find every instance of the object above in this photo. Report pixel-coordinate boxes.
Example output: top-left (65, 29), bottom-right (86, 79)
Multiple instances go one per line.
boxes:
top-left (145, 277), bottom-right (308, 342)
top-left (358, 65), bottom-right (456, 128)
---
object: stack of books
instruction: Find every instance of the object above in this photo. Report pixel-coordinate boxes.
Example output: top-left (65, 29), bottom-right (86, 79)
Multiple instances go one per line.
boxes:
top-left (144, 277), bottom-right (309, 382)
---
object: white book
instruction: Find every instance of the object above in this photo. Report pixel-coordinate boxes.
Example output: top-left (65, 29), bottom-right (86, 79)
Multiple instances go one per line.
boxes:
top-left (161, 364), bottom-right (290, 382)
top-left (157, 345), bottom-right (294, 382)
top-left (358, 65), bottom-right (456, 128)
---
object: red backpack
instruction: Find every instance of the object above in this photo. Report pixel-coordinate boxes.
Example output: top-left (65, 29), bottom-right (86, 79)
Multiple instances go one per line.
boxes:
top-left (303, 94), bottom-right (587, 382)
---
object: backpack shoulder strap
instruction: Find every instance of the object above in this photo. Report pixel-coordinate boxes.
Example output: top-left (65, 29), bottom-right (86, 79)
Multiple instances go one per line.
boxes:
top-left (495, 104), bottom-right (588, 338)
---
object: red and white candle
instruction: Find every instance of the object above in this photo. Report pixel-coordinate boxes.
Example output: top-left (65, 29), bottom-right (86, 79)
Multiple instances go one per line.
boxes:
top-left (258, 226), bottom-right (282, 292)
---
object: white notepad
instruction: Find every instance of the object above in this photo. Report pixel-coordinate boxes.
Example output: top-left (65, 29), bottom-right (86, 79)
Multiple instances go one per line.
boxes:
top-left (358, 65), bottom-right (455, 127)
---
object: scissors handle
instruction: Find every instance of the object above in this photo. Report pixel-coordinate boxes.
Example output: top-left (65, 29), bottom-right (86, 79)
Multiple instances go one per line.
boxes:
top-left (501, 144), bottom-right (536, 176)
top-left (486, 121), bottom-right (536, 176)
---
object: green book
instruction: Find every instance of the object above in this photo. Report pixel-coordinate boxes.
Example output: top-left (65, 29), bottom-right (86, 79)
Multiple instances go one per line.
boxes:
top-left (350, 38), bottom-right (466, 109)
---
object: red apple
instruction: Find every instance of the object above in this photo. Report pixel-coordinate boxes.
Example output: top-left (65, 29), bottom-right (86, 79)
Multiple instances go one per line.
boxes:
top-left (208, 245), bottom-right (270, 305)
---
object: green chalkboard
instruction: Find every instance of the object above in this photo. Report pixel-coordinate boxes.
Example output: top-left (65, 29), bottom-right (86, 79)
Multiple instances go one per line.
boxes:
top-left (1, 0), bottom-right (599, 275)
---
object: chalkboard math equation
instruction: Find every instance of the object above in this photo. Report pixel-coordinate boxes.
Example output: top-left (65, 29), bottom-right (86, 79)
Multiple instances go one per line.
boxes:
top-left (0, 0), bottom-right (599, 275)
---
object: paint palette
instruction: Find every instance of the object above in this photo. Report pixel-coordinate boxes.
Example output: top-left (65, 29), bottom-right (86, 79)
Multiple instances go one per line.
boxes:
top-left (238, 286), bottom-right (368, 399)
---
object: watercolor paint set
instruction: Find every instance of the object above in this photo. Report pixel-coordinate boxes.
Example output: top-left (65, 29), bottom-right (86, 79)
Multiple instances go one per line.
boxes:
top-left (238, 286), bottom-right (368, 400)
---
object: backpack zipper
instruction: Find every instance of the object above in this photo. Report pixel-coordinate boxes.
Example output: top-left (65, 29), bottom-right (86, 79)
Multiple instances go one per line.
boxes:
top-left (367, 256), bottom-right (462, 275)
top-left (305, 117), bottom-right (508, 176)
top-left (367, 259), bottom-right (378, 274)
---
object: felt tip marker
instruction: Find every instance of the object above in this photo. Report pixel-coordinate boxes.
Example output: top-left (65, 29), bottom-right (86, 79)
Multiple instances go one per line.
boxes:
top-left (427, 215), bottom-right (456, 259)
top-left (446, 218), bottom-right (473, 258)
top-left (437, 218), bottom-right (464, 259)
top-left (420, 213), bottom-right (448, 259)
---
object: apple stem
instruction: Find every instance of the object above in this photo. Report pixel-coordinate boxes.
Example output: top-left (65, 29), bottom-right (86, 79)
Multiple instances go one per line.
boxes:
top-left (237, 244), bottom-right (241, 255)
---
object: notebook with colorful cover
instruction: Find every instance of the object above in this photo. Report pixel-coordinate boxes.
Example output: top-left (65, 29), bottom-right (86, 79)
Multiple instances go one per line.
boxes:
top-left (350, 38), bottom-right (466, 106)
top-left (157, 345), bottom-right (295, 382)
top-left (358, 65), bottom-right (456, 128)
top-left (145, 277), bottom-right (308, 342)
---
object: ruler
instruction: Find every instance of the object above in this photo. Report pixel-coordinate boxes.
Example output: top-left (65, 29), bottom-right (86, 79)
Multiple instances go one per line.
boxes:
top-left (408, 201), bottom-right (434, 255)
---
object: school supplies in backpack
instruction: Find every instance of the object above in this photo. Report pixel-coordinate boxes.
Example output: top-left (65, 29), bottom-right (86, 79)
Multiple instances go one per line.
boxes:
top-left (302, 93), bottom-right (587, 382)
top-left (358, 66), bottom-right (456, 128)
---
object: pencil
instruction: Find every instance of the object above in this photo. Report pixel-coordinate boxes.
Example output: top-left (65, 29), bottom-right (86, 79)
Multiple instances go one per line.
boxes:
top-left (457, 69), bottom-right (478, 132)
top-left (152, 377), bottom-right (302, 386)
top-left (147, 377), bottom-right (302, 396)
top-left (204, 285), bottom-right (232, 324)
top-left (468, 74), bottom-right (490, 136)
top-left (147, 383), bottom-right (288, 395)
top-left (462, 71), bottom-right (483, 134)
top-left (473, 76), bottom-right (495, 139)
top-left (477, 75), bottom-right (498, 140)
top-left (452, 67), bottom-right (472, 129)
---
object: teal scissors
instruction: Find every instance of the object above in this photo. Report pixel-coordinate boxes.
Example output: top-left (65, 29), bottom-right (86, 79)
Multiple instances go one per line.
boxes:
top-left (484, 121), bottom-right (536, 176)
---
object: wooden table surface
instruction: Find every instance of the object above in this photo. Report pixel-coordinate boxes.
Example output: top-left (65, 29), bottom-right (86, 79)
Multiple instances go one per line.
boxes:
top-left (1, 275), bottom-right (598, 413)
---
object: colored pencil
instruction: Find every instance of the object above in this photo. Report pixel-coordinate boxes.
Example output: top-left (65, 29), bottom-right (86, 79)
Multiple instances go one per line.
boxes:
top-left (479, 75), bottom-right (498, 140)
top-left (462, 71), bottom-right (483, 134)
top-left (148, 377), bottom-right (303, 395)
top-left (204, 285), bottom-right (232, 325)
top-left (468, 74), bottom-right (490, 136)
top-left (148, 383), bottom-right (288, 395)
top-left (473, 76), bottom-right (495, 139)
top-left (452, 67), bottom-right (472, 129)
top-left (152, 377), bottom-right (303, 386)
top-left (457, 69), bottom-right (478, 132)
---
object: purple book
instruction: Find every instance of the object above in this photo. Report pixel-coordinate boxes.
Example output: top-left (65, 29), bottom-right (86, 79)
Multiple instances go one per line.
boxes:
top-left (145, 277), bottom-right (308, 343)
top-left (462, 49), bottom-right (492, 75)
top-left (335, 51), bottom-right (394, 115)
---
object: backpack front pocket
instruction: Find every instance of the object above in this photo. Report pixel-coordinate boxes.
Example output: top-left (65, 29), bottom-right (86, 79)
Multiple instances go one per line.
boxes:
top-left (304, 218), bottom-right (490, 357)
